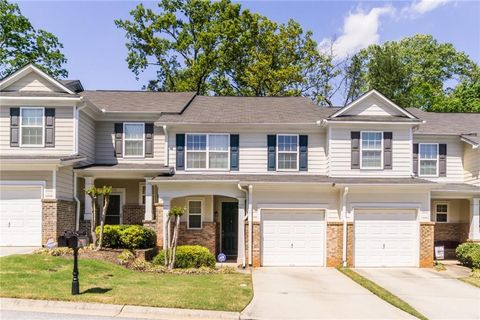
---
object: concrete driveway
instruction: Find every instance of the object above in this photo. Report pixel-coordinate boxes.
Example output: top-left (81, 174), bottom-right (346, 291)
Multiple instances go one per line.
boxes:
top-left (241, 267), bottom-right (414, 320)
top-left (356, 268), bottom-right (480, 320)
top-left (0, 247), bottom-right (38, 257)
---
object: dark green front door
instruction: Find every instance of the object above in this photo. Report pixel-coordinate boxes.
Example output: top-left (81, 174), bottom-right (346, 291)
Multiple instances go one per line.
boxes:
top-left (105, 195), bottom-right (121, 225)
top-left (221, 202), bottom-right (238, 258)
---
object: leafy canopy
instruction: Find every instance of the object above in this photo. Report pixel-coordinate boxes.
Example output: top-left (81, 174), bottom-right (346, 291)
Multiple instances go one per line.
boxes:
top-left (0, 0), bottom-right (68, 78)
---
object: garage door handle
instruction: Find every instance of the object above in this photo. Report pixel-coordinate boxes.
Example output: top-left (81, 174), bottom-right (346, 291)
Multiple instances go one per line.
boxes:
top-left (383, 243), bottom-right (385, 249)
top-left (291, 243), bottom-right (293, 248)
top-left (8, 222), bottom-right (10, 228)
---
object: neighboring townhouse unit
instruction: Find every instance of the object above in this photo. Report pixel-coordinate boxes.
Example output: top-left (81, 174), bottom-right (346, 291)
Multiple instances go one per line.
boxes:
top-left (1, 64), bottom-right (479, 268)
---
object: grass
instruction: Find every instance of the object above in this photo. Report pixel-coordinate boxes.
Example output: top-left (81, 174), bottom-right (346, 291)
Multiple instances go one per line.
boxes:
top-left (460, 269), bottom-right (480, 288)
top-left (337, 267), bottom-right (428, 320)
top-left (0, 254), bottom-right (252, 312)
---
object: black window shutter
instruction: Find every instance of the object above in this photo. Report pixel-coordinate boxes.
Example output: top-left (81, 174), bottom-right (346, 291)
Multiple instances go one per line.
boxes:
top-left (413, 143), bottom-right (419, 176)
top-left (267, 135), bottom-right (276, 171)
top-left (439, 144), bottom-right (447, 177)
top-left (383, 132), bottom-right (392, 170)
top-left (45, 108), bottom-right (55, 147)
top-left (230, 134), bottom-right (239, 171)
top-left (299, 135), bottom-right (308, 171)
top-left (176, 134), bottom-right (185, 170)
top-left (351, 131), bottom-right (360, 169)
top-left (10, 108), bottom-right (20, 147)
top-left (145, 123), bottom-right (154, 158)
top-left (114, 123), bottom-right (123, 157)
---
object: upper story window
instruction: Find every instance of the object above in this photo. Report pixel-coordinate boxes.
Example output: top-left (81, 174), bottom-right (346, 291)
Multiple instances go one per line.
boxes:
top-left (186, 134), bottom-right (229, 170)
top-left (123, 123), bottom-right (144, 157)
top-left (434, 202), bottom-right (448, 222)
top-left (20, 107), bottom-right (44, 146)
top-left (277, 134), bottom-right (298, 171)
top-left (361, 131), bottom-right (383, 169)
top-left (419, 143), bottom-right (438, 177)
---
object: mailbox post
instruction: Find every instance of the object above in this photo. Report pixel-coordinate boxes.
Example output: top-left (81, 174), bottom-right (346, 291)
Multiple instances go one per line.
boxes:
top-left (58, 231), bottom-right (89, 295)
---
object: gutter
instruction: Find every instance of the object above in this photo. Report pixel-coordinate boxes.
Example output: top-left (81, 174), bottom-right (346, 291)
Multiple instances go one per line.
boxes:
top-left (237, 184), bottom-right (248, 268)
top-left (73, 172), bottom-right (81, 231)
top-left (163, 125), bottom-right (169, 166)
top-left (248, 185), bottom-right (253, 266)
top-left (74, 100), bottom-right (86, 155)
top-left (341, 187), bottom-right (349, 267)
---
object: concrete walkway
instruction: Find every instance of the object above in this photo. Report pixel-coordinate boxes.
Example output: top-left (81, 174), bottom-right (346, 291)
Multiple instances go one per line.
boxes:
top-left (356, 268), bottom-right (480, 320)
top-left (0, 247), bottom-right (38, 257)
top-left (241, 267), bottom-right (414, 320)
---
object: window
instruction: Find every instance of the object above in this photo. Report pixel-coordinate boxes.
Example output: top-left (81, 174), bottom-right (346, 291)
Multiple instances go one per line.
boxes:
top-left (20, 107), bottom-right (44, 146)
top-left (139, 183), bottom-right (146, 205)
top-left (187, 200), bottom-right (202, 229)
top-left (124, 123), bottom-right (144, 157)
top-left (186, 134), bottom-right (229, 170)
top-left (435, 202), bottom-right (448, 222)
top-left (419, 143), bottom-right (438, 176)
top-left (361, 131), bottom-right (383, 169)
top-left (277, 135), bottom-right (298, 170)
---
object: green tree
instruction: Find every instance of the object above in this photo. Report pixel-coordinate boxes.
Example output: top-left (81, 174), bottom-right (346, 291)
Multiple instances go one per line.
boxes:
top-left (345, 35), bottom-right (479, 111)
top-left (0, 0), bottom-right (67, 78)
top-left (115, 0), bottom-right (332, 102)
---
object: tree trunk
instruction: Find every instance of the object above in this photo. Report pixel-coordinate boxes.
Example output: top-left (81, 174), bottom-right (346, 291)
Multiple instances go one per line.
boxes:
top-left (89, 197), bottom-right (97, 247)
top-left (164, 215), bottom-right (171, 267)
top-left (169, 216), bottom-right (181, 270)
top-left (96, 195), bottom-right (110, 251)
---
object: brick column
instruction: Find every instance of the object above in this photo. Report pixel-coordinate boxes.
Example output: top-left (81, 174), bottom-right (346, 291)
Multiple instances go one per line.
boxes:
top-left (420, 222), bottom-right (435, 267)
top-left (42, 199), bottom-right (76, 245)
top-left (346, 222), bottom-right (354, 267)
top-left (154, 203), bottom-right (164, 247)
top-left (252, 221), bottom-right (261, 267)
top-left (326, 222), bottom-right (343, 267)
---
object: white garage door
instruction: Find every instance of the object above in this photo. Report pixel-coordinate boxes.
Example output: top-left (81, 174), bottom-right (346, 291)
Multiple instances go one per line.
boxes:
top-left (262, 210), bottom-right (325, 266)
top-left (355, 210), bottom-right (418, 267)
top-left (0, 186), bottom-right (43, 246)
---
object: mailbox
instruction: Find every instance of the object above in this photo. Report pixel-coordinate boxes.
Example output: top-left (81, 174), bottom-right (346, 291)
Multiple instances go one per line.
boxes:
top-left (57, 230), bottom-right (88, 295)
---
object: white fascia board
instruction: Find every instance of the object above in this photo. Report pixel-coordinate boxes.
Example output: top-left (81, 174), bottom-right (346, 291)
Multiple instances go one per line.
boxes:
top-left (330, 89), bottom-right (417, 119)
top-left (0, 97), bottom-right (82, 105)
top-left (323, 120), bottom-right (422, 125)
top-left (460, 137), bottom-right (479, 149)
top-left (0, 64), bottom-right (75, 94)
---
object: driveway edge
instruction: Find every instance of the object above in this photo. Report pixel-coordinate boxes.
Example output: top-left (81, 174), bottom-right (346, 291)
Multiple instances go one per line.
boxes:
top-left (0, 297), bottom-right (240, 320)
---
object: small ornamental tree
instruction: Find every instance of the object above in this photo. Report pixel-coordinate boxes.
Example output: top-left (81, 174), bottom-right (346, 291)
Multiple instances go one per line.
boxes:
top-left (84, 185), bottom-right (112, 250)
top-left (165, 206), bottom-right (185, 269)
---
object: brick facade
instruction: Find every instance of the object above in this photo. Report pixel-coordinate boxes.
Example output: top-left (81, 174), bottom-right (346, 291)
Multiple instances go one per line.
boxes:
top-left (326, 222), bottom-right (343, 267)
top-left (122, 204), bottom-right (145, 225)
top-left (420, 222), bottom-right (435, 268)
top-left (42, 199), bottom-right (76, 244)
top-left (346, 222), bottom-right (354, 267)
top-left (154, 203), bottom-right (163, 247)
top-left (176, 222), bottom-right (217, 254)
top-left (434, 223), bottom-right (469, 243)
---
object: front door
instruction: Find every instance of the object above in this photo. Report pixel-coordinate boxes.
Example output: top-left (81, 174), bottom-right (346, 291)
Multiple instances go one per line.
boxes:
top-left (221, 202), bottom-right (238, 258)
top-left (105, 194), bottom-right (121, 225)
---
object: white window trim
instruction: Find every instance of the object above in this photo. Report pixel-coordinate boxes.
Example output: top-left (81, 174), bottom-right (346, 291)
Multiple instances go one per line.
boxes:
top-left (276, 134), bottom-right (299, 172)
top-left (360, 131), bottom-right (383, 170)
top-left (19, 106), bottom-right (45, 147)
top-left (185, 133), bottom-right (230, 171)
top-left (123, 122), bottom-right (145, 158)
top-left (418, 143), bottom-right (439, 177)
top-left (139, 182), bottom-right (145, 205)
top-left (433, 201), bottom-right (449, 223)
top-left (187, 198), bottom-right (203, 230)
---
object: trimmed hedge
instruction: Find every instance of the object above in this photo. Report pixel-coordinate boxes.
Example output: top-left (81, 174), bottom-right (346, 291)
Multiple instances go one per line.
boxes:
top-left (95, 225), bottom-right (156, 249)
top-left (456, 242), bottom-right (480, 269)
top-left (152, 245), bottom-right (216, 268)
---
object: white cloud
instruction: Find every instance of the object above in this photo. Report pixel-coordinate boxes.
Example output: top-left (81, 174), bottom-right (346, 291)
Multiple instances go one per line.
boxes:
top-left (319, 6), bottom-right (394, 59)
top-left (408, 0), bottom-right (451, 14)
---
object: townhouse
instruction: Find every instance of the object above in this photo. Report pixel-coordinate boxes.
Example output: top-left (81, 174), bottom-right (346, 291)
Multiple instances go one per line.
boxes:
top-left (1, 64), bottom-right (479, 268)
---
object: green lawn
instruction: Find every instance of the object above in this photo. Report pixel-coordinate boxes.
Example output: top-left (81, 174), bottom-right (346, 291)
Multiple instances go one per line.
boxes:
top-left (460, 275), bottom-right (480, 288)
top-left (337, 267), bottom-right (428, 320)
top-left (0, 254), bottom-right (252, 312)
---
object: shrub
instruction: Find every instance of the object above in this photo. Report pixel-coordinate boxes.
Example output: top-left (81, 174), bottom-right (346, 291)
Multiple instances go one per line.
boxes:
top-left (456, 243), bottom-right (480, 269)
top-left (34, 247), bottom-right (72, 256)
top-left (153, 245), bottom-right (216, 269)
top-left (95, 225), bottom-right (156, 249)
top-left (117, 249), bottom-right (135, 265)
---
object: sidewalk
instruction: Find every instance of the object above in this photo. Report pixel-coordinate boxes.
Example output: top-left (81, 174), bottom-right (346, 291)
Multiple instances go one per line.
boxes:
top-left (0, 298), bottom-right (240, 320)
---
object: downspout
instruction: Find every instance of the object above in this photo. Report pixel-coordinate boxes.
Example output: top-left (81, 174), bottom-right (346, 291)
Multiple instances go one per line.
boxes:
top-left (248, 185), bottom-right (253, 265)
top-left (74, 101), bottom-right (86, 155)
top-left (342, 187), bottom-right (349, 267)
top-left (74, 173), bottom-right (81, 231)
top-left (163, 125), bottom-right (169, 166)
top-left (237, 184), bottom-right (248, 268)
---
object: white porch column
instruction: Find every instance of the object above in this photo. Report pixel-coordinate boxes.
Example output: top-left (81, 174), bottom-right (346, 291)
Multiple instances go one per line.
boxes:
top-left (248, 185), bottom-right (253, 265)
top-left (469, 198), bottom-right (480, 240)
top-left (144, 178), bottom-right (153, 221)
top-left (237, 197), bottom-right (246, 266)
top-left (84, 177), bottom-right (95, 221)
top-left (51, 169), bottom-right (57, 199)
top-left (161, 197), bottom-right (171, 250)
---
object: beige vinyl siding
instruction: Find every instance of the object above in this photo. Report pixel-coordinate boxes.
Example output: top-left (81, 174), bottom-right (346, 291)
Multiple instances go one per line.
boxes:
top-left (343, 95), bottom-right (403, 117)
top-left (95, 121), bottom-right (165, 164)
top-left (171, 195), bottom-right (214, 223)
top-left (0, 105), bottom-right (75, 156)
top-left (464, 144), bottom-right (480, 186)
top-left (78, 111), bottom-right (96, 166)
top-left (414, 136), bottom-right (464, 183)
top-left (431, 199), bottom-right (470, 223)
top-left (0, 170), bottom-right (53, 198)
top-left (3, 71), bottom-right (60, 92)
top-left (329, 125), bottom-right (412, 177)
top-left (169, 129), bottom-right (328, 174)
top-left (94, 179), bottom-right (143, 204)
top-left (56, 166), bottom-right (74, 200)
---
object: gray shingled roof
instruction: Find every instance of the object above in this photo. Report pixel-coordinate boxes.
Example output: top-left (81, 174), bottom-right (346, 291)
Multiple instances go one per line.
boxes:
top-left (80, 91), bottom-right (196, 113)
top-left (153, 174), bottom-right (431, 184)
top-left (75, 163), bottom-right (172, 173)
top-left (157, 96), bottom-right (339, 124)
top-left (408, 108), bottom-right (480, 135)
top-left (432, 183), bottom-right (480, 193)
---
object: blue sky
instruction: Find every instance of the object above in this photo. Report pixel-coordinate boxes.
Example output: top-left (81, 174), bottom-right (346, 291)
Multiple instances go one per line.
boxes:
top-left (15, 0), bottom-right (480, 91)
